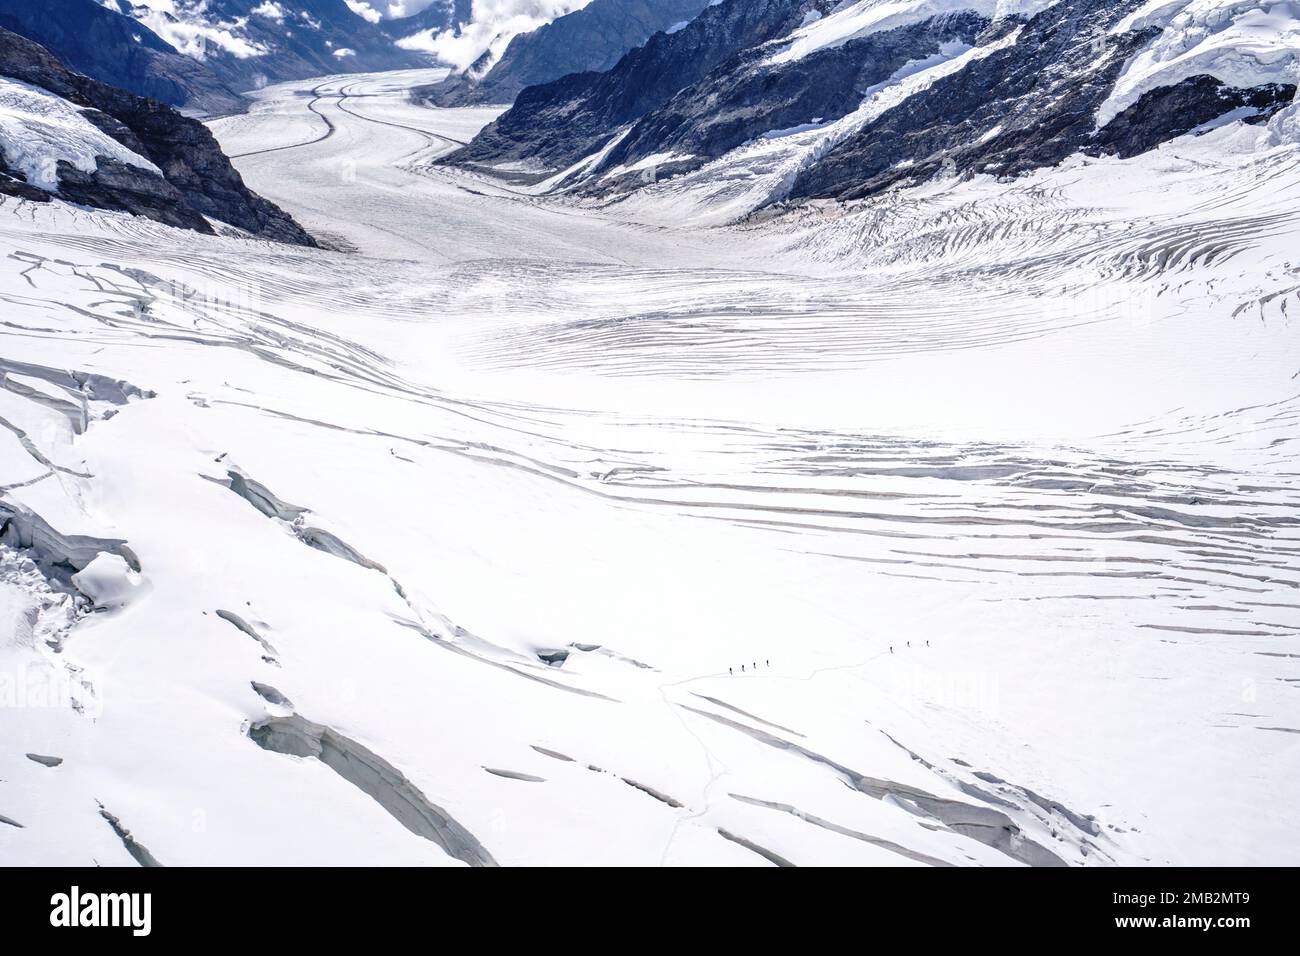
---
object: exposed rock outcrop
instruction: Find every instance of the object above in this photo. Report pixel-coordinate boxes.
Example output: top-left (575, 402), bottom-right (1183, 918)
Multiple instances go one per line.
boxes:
top-left (445, 0), bottom-right (820, 177)
top-left (1093, 74), bottom-right (1296, 160)
top-left (589, 11), bottom-right (992, 190)
top-left (450, 0), bottom-right (1298, 207)
top-left (787, 0), bottom-right (1294, 202)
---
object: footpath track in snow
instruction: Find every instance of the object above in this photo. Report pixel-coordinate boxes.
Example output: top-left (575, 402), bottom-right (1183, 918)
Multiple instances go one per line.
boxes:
top-left (0, 70), bottom-right (1298, 867)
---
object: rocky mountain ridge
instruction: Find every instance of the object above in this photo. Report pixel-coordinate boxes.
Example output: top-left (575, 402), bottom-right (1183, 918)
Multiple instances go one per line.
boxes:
top-left (444, 0), bottom-right (1299, 211)
top-left (0, 27), bottom-right (315, 244)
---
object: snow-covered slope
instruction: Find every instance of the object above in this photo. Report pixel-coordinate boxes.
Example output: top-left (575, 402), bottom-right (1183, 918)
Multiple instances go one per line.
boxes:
top-left (1099, 0), bottom-right (1300, 126)
top-left (764, 0), bottom-right (1050, 65)
top-left (1, 70), bottom-right (1298, 867)
top-left (0, 77), bottom-right (160, 190)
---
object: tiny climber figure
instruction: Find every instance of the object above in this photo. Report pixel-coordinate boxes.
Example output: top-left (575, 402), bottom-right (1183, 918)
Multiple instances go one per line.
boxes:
top-left (889, 645), bottom-right (894, 653)
top-left (729, 667), bottom-right (733, 675)
top-left (766, 659), bottom-right (770, 667)
top-left (741, 664), bottom-right (745, 672)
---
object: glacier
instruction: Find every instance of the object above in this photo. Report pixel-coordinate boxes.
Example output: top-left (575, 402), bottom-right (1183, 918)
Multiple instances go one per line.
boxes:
top-left (0, 60), bottom-right (1298, 867)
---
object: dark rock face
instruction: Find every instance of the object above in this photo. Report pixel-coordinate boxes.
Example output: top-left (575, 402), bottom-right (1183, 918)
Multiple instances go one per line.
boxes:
top-left (0, 150), bottom-right (48, 202)
top-left (446, 0), bottom-right (820, 174)
top-left (1094, 75), bottom-right (1297, 160)
top-left (419, 0), bottom-right (714, 107)
top-left (592, 11), bottom-right (991, 187)
top-left (455, 0), bottom-right (1296, 208)
top-left (786, 0), bottom-right (1297, 204)
top-left (0, 28), bottom-right (315, 245)
top-left (788, 0), bottom-right (1159, 202)
top-left (0, 0), bottom-right (244, 117)
top-left (55, 156), bottom-right (213, 233)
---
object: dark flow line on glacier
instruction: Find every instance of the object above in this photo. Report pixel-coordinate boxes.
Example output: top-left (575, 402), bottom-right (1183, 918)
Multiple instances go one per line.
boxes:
top-left (228, 84), bottom-right (338, 159)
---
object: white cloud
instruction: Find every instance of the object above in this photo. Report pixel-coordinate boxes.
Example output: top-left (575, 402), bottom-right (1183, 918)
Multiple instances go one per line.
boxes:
top-left (251, 2), bottom-right (285, 21)
top-left (120, 2), bottom-right (268, 59)
top-left (395, 0), bottom-right (592, 71)
top-left (385, 1), bottom-right (443, 16)
top-left (345, 0), bottom-right (384, 24)
top-left (334, 48), bottom-right (358, 58)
